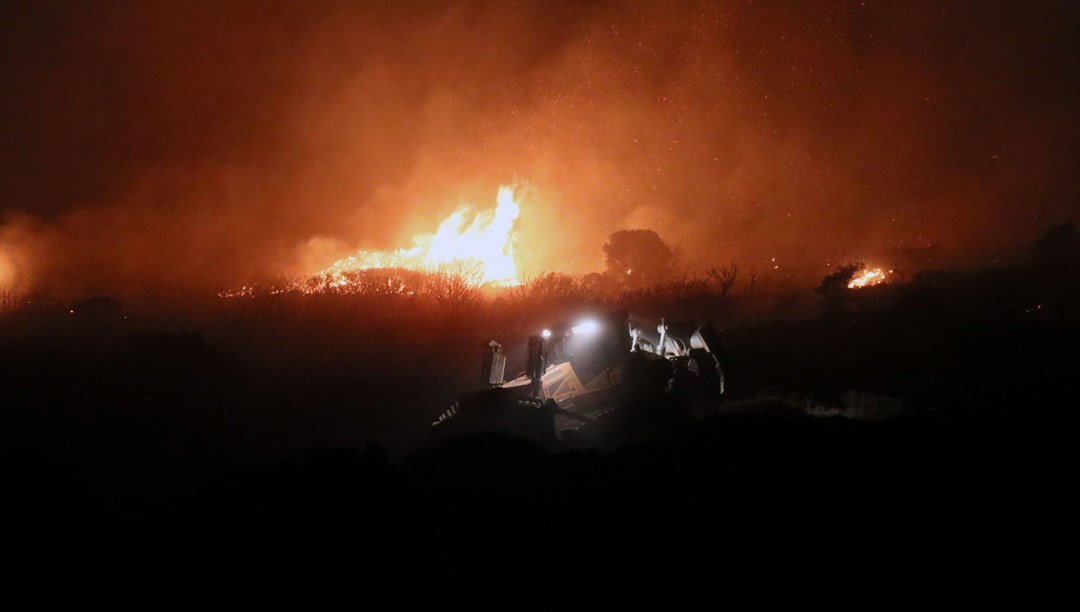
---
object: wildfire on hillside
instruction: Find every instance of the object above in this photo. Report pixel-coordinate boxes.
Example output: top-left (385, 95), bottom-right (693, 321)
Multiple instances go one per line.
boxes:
top-left (220, 186), bottom-right (522, 298)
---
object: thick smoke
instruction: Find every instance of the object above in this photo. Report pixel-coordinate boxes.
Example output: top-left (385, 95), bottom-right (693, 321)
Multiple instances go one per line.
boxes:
top-left (1, 0), bottom-right (1078, 298)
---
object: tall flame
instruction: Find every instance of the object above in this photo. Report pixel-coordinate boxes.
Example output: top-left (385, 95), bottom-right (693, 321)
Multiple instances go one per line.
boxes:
top-left (319, 185), bottom-right (521, 286)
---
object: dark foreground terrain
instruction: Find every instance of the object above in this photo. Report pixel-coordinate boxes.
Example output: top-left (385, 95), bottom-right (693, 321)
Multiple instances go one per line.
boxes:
top-left (2, 263), bottom-right (1077, 605)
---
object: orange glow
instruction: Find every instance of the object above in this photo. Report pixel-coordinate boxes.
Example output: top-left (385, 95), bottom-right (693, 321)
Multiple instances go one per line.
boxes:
top-left (320, 185), bottom-right (521, 286)
top-left (0, 248), bottom-right (15, 291)
top-left (220, 186), bottom-right (523, 298)
top-left (848, 267), bottom-right (891, 289)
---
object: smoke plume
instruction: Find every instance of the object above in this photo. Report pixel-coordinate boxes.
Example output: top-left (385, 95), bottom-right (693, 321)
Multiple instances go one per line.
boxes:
top-left (2, 0), bottom-right (1078, 298)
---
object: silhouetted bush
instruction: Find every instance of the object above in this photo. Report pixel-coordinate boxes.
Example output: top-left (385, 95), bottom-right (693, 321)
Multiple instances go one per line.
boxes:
top-left (507, 271), bottom-right (587, 305)
top-left (816, 261), bottom-right (863, 294)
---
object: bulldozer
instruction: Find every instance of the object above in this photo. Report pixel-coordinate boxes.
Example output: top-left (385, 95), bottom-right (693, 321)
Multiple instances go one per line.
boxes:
top-left (431, 310), bottom-right (724, 447)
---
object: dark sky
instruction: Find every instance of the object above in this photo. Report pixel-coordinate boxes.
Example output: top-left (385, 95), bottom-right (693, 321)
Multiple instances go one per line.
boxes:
top-left (1, 0), bottom-right (1078, 297)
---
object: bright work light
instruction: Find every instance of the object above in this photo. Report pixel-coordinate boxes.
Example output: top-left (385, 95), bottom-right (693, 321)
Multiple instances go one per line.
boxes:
top-left (570, 319), bottom-right (599, 335)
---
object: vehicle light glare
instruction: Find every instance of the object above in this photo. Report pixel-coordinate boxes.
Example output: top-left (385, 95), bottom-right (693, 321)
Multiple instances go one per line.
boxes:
top-left (571, 320), bottom-right (599, 335)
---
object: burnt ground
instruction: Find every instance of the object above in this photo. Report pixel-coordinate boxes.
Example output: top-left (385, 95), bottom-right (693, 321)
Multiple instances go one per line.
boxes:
top-left (1, 263), bottom-right (1078, 606)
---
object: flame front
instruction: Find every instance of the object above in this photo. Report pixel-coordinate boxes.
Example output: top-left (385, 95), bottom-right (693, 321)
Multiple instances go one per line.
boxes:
top-left (320, 185), bottom-right (521, 287)
top-left (848, 267), bottom-right (890, 289)
top-left (218, 186), bottom-right (523, 298)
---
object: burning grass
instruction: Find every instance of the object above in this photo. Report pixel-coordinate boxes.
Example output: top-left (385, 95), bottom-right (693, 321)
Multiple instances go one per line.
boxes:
top-left (266, 185), bottom-right (521, 297)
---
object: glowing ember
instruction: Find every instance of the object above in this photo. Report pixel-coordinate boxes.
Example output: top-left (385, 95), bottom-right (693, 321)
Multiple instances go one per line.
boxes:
top-left (848, 267), bottom-right (891, 289)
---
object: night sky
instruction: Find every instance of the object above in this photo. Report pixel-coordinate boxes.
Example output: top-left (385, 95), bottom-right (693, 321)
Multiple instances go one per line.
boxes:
top-left (2, 0), bottom-right (1078, 298)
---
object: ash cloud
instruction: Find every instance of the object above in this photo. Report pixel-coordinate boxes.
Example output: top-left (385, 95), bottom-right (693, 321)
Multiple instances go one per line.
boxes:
top-left (2, 0), bottom-right (1078, 299)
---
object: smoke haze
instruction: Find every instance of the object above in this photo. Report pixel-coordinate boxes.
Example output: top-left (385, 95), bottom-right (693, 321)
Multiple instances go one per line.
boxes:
top-left (2, 0), bottom-right (1078, 298)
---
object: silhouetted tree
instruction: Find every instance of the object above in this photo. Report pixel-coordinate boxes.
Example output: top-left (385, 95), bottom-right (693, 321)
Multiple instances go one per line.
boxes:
top-left (602, 229), bottom-right (676, 290)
